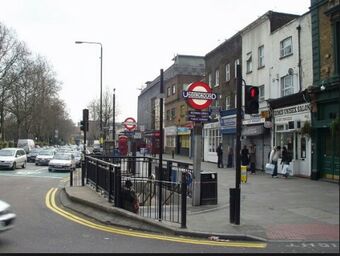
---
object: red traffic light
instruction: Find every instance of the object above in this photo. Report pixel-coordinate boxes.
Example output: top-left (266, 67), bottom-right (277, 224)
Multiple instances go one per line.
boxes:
top-left (250, 87), bottom-right (257, 98)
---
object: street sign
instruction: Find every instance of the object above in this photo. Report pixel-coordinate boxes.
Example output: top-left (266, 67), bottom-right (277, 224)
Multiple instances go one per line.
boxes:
top-left (123, 117), bottom-right (137, 131)
top-left (187, 111), bottom-right (210, 122)
top-left (182, 81), bottom-right (217, 110)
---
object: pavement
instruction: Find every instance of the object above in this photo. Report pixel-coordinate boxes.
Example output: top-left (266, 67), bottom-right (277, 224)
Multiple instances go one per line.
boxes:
top-left (59, 154), bottom-right (339, 242)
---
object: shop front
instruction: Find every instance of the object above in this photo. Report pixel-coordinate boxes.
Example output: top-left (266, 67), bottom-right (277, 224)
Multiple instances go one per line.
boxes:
top-left (165, 126), bottom-right (177, 155)
top-left (177, 127), bottom-right (191, 156)
top-left (220, 109), bottom-right (237, 167)
top-left (144, 130), bottom-right (160, 156)
top-left (203, 121), bottom-right (221, 163)
top-left (241, 117), bottom-right (271, 171)
top-left (273, 103), bottom-right (312, 177)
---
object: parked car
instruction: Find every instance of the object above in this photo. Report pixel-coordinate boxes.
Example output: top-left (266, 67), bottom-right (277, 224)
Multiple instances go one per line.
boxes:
top-left (0, 200), bottom-right (16, 233)
top-left (48, 153), bottom-right (76, 172)
top-left (35, 149), bottom-right (56, 166)
top-left (27, 148), bottom-right (42, 163)
top-left (0, 148), bottom-right (27, 170)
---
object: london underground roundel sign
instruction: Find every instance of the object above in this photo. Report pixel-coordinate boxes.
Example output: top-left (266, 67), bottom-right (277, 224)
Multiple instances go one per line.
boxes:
top-left (182, 81), bottom-right (217, 110)
top-left (123, 117), bottom-right (137, 131)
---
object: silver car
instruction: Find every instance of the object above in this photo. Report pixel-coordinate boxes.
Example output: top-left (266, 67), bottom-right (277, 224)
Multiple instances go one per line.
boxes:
top-left (35, 149), bottom-right (55, 166)
top-left (0, 200), bottom-right (16, 233)
top-left (48, 153), bottom-right (76, 172)
top-left (0, 148), bottom-right (27, 170)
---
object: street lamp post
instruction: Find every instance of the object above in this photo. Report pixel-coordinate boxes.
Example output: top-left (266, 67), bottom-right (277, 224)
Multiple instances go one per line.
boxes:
top-left (75, 41), bottom-right (103, 138)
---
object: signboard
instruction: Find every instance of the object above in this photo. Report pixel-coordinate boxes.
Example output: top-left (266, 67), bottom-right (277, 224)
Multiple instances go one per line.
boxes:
top-left (182, 81), bottom-right (217, 110)
top-left (187, 110), bottom-right (210, 122)
top-left (123, 117), bottom-right (137, 131)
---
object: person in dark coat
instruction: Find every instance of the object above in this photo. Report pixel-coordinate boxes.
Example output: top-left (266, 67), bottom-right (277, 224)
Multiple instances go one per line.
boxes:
top-left (241, 145), bottom-right (249, 166)
top-left (249, 144), bottom-right (256, 174)
top-left (216, 143), bottom-right (223, 168)
top-left (281, 147), bottom-right (291, 178)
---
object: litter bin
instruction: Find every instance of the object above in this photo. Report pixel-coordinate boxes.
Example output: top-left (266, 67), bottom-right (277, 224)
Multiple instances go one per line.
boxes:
top-left (200, 171), bottom-right (217, 205)
top-left (241, 165), bottom-right (248, 183)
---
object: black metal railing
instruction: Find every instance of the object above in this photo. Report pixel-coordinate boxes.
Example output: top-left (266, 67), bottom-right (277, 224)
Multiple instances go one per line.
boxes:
top-left (71, 155), bottom-right (192, 228)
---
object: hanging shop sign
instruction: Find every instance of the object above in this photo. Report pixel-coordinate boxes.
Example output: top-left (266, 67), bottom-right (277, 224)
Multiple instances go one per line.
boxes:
top-left (182, 81), bottom-right (217, 110)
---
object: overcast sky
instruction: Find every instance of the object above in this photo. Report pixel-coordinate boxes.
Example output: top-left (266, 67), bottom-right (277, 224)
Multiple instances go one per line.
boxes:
top-left (0, 0), bottom-right (311, 123)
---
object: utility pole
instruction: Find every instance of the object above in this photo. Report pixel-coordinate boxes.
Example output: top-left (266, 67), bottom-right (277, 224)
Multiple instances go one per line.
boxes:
top-left (112, 88), bottom-right (116, 144)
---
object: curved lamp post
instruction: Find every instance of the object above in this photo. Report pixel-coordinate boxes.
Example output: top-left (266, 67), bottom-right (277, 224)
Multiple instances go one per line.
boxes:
top-left (75, 41), bottom-right (103, 136)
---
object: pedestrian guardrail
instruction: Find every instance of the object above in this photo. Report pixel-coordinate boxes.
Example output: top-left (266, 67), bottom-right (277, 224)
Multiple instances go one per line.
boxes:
top-left (70, 155), bottom-right (193, 228)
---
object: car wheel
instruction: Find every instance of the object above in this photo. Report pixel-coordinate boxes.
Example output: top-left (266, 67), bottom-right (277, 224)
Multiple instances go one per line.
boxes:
top-left (22, 161), bottom-right (26, 169)
top-left (12, 162), bottom-right (16, 170)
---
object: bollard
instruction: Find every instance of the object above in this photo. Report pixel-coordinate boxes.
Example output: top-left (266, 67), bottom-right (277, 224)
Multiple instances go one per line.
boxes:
top-left (70, 169), bottom-right (73, 187)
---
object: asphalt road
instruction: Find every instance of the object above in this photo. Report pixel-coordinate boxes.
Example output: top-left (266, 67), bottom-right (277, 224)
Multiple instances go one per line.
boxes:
top-left (0, 164), bottom-right (338, 253)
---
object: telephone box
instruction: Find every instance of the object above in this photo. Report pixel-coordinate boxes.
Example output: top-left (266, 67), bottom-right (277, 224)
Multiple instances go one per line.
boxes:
top-left (118, 135), bottom-right (128, 156)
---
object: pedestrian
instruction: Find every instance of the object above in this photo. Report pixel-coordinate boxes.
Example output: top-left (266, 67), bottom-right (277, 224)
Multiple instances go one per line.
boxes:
top-left (241, 145), bottom-right (249, 166)
top-left (120, 180), bottom-right (139, 213)
top-left (249, 144), bottom-right (256, 174)
top-left (216, 143), bottom-right (223, 168)
top-left (269, 146), bottom-right (281, 178)
top-left (227, 147), bottom-right (233, 168)
top-left (281, 147), bottom-right (291, 178)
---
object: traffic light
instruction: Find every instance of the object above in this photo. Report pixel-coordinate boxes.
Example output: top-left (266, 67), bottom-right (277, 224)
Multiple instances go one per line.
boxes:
top-left (245, 85), bottom-right (259, 114)
top-left (82, 109), bottom-right (89, 132)
top-left (80, 121), bottom-right (85, 131)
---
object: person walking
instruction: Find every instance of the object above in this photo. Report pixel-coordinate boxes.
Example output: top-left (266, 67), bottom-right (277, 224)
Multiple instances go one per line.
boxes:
top-left (227, 147), bottom-right (233, 168)
top-left (249, 144), bottom-right (256, 174)
top-left (281, 147), bottom-right (291, 178)
top-left (241, 145), bottom-right (249, 166)
top-left (269, 146), bottom-right (281, 178)
top-left (216, 143), bottom-right (223, 168)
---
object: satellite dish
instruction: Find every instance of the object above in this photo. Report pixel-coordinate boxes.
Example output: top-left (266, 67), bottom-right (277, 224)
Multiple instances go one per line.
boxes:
top-left (288, 68), bottom-right (294, 75)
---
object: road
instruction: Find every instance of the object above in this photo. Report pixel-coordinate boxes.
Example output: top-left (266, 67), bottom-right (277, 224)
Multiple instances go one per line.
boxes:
top-left (0, 163), bottom-right (338, 253)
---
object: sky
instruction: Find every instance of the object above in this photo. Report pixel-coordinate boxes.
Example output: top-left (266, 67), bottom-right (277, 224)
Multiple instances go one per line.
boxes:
top-left (0, 0), bottom-right (311, 123)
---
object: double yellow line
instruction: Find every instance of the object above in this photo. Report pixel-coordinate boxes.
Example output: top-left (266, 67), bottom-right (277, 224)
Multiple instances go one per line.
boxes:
top-left (45, 188), bottom-right (267, 248)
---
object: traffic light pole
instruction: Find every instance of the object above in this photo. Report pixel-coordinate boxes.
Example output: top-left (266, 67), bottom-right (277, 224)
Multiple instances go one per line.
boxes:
top-left (230, 64), bottom-right (242, 225)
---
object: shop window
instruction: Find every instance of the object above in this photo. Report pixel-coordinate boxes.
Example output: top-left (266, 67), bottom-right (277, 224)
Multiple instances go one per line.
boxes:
top-left (208, 128), bottom-right (221, 153)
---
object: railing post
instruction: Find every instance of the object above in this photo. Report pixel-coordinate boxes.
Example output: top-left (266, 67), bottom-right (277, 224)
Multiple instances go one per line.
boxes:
top-left (86, 157), bottom-right (89, 185)
top-left (114, 166), bottom-right (121, 207)
top-left (81, 159), bottom-right (85, 186)
top-left (108, 165), bottom-right (113, 203)
top-left (96, 160), bottom-right (99, 192)
top-left (70, 169), bottom-right (73, 187)
top-left (148, 157), bottom-right (152, 177)
top-left (181, 172), bottom-right (187, 228)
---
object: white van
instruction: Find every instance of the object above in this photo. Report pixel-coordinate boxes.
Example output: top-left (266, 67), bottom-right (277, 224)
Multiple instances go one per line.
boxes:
top-left (17, 139), bottom-right (35, 153)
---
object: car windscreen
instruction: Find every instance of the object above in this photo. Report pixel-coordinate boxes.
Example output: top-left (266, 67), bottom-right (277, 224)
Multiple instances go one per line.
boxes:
top-left (0, 150), bottom-right (15, 156)
top-left (54, 154), bottom-right (72, 160)
top-left (39, 150), bottom-right (54, 156)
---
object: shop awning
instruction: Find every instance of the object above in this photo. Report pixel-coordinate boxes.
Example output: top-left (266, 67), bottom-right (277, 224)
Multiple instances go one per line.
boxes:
top-left (241, 125), bottom-right (265, 136)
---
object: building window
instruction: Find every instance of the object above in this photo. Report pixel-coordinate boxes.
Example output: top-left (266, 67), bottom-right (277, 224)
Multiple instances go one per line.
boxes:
top-left (234, 59), bottom-right (240, 78)
top-left (246, 52), bottom-right (252, 73)
top-left (225, 63), bottom-right (230, 82)
top-left (259, 85), bottom-right (265, 101)
top-left (281, 75), bottom-right (294, 96)
top-left (214, 69), bottom-right (219, 87)
top-left (166, 110), bottom-right (171, 121)
top-left (208, 73), bottom-right (212, 86)
top-left (258, 45), bottom-right (264, 68)
top-left (225, 96), bottom-right (231, 110)
top-left (280, 37), bottom-right (292, 58)
top-left (172, 84), bottom-right (176, 95)
top-left (180, 104), bottom-right (185, 117)
top-left (335, 21), bottom-right (340, 75)
top-left (171, 108), bottom-right (176, 120)
top-left (167, 87), bottom-right (171, 97)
